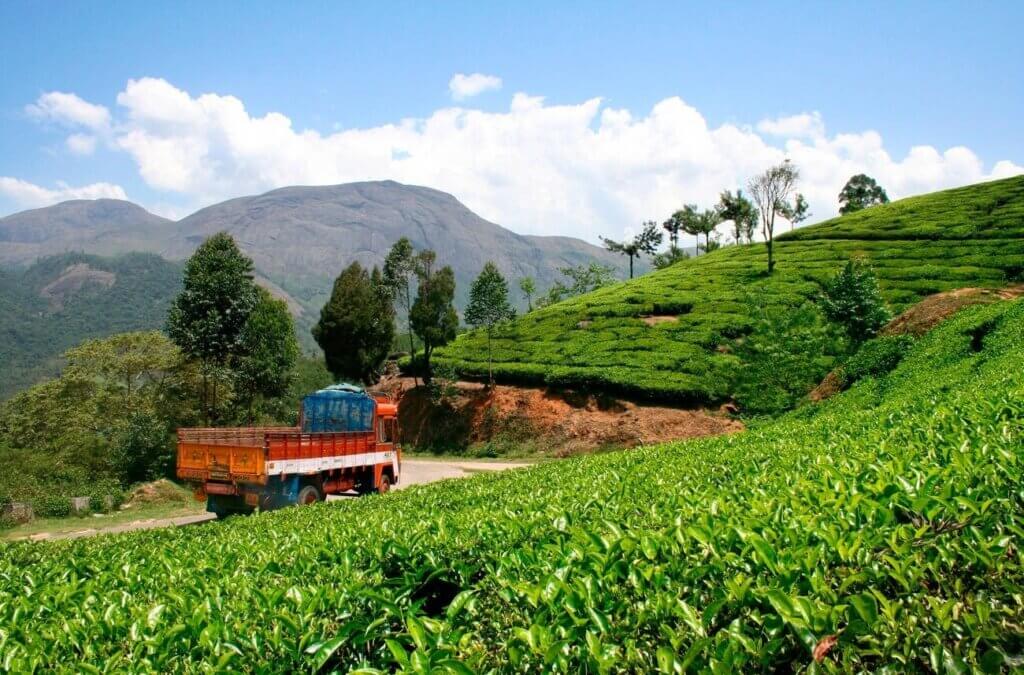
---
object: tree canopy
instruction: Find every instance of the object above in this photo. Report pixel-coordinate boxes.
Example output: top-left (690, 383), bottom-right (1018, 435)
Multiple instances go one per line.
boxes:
top-left (410, 265), bottom-right (458, 382)
top-left (839, 174), bottom-right (890, 214)
top-left (313, 262), bottom-right (396, 385)
top-left (465, 262), bottom-right (516, 384)
top-left (600, 221), bottom-right (663, 278)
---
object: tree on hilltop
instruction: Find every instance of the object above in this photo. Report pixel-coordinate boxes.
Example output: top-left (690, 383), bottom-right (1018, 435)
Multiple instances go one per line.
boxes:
top-left (779, 193), bottom-right (811, 231)
top-left (518, 276), bottom-right (536, 311)
top-left (748, 160), bottom-right (800, 274)
top-left (466, 262), bottom-right (516, 385)
top-left (718, 189), bottom-right (758, 244)
top-left (839, 174), bottom-right (889, 214)
top-left (601, 221), bottom-right (663, 279)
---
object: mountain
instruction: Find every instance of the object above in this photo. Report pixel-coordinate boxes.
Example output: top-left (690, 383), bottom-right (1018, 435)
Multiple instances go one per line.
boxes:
top-left (0, 181), bottom-right (631, 317)
top-left (0, 252), bottom-right (182, 399)
top-left (0, 199), bottom-right (172, 264)
top-left (437, 175), bottom-right (1024, 402)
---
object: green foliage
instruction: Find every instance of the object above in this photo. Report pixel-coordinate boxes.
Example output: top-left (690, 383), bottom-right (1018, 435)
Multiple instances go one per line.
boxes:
top-left (112, 411), bottom-right (175, 484)
top-left (166, 232), bottom-right (257, 367)
top-left (601, 221), bottom-right (663, 278)
top-left (839, 173), bottom-right (890, 214)
top-left (2, 299), bottom-right (1022, 671)
top-left (383, 237), bottom-right (420, 363)
top-left (235, 288), bottom-right (299, 417)
top-left (0, 331), bottom-right (192, 513)
top-left (778, 193), bottom-right (811, 230)
top-left (313, 262), bottom-right (396, 385)
top-left (517, 277), bottom-right (536, 311)
top-left (465, 262), bottom-right (515, 383)
top-left (538, 263), bottom-right (618, 307)
top-left (410, 265), bottom-right (458, 382)
top-left (439, 176), bottom-right (1024, 403)
top-left (820, 259), bottom-right (892, 345)
top-left (651, 245), bottom-right (690, 270)
top-left (718, 189), bottom-right (757, 244)
top-left (839, 334), bottom-right (915, 387)
top-left (733, 300), bottom-right (839, 414)
top-left (0, 252), bottom-right (182, 400)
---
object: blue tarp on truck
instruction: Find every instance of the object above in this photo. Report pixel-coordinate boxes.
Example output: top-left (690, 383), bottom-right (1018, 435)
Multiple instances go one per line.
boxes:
top-left (300, 384), bottom-right (376, 433)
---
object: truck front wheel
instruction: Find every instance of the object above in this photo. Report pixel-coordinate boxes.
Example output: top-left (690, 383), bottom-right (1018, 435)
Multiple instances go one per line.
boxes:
top-left (296, 484), bottom-right (322, 506)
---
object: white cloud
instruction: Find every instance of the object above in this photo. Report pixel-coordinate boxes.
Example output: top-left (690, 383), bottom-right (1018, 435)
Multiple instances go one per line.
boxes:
top-left (26, 91), bottom-right (111, 131)
top-left (66, 133), bottom-right (98, 155)
top-left (449, 73), bottom-right (502, 100)
top-left (17, 78), bottom-right (1024, 242)
top-left (757, 112), bottom-right (825, 140)
top-left (0, 177), bottom-right (127, 209)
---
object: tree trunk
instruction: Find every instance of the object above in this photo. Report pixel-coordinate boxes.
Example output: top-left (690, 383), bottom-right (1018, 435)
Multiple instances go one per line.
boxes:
top-left (629, 255), bottom-right (634, 279)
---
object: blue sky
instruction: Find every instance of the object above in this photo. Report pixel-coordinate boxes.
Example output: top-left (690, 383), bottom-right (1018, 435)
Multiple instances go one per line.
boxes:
top-left (1, 1), bottom-right (1022, 241)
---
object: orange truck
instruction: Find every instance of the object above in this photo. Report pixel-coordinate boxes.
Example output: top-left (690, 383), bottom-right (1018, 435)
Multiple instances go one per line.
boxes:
top-left (177, 385), bottom-right (400, 518)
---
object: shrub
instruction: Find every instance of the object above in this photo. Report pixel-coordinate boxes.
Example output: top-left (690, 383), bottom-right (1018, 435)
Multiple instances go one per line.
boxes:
top-left (819, 259), bottom-right (891, 345)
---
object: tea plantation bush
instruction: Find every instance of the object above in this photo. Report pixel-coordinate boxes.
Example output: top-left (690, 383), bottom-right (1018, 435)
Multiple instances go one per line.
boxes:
top-left (1, 300), bottom-right (1022, 671)
top-left (437, 176), bottom-right (1024, 402)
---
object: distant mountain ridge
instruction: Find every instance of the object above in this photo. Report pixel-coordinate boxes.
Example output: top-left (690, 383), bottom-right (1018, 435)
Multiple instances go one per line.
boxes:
top-left (0, 181), bottom-right (631, 317)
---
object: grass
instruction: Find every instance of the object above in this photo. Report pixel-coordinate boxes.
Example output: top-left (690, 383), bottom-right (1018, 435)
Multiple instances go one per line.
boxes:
top-left (0, 297), bottom-right (1021, 671)
top-left (2, 500), bottom-right (204, 541)
top-left (2, 479), bottom-right (202, 540)
top-left (436, 175), bottom-right (1024, 402)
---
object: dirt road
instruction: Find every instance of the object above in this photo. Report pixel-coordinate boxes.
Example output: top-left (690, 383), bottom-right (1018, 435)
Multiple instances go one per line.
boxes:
top-left (18, 458), bottom-right (530, 542)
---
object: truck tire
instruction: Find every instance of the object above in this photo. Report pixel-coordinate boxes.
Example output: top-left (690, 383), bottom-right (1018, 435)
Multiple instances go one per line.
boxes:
top-left (378, 474), bottom-right (391, 495)
top-left (296, 484), bottom-right (322, 506)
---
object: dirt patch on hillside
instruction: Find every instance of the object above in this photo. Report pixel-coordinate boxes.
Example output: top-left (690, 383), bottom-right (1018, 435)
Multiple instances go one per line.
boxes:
top-left (640, 315), bottom-right (678, 326)
top-left (880, 285), bottom-right (1024, 337)
top-left (809, 285), bottom-right (1024, 402)
top-left (398, 380), bottom-right (742, 457)
top-left (40, 263), bottom-right (115, 310)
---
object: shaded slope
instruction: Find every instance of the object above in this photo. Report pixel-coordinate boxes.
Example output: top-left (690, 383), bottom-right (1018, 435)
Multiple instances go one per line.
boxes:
top-left (438, 176), bottom-right (1024, 401)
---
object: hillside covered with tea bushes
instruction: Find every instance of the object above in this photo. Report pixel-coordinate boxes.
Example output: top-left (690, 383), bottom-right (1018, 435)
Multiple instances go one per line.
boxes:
top-left (1, 297), bottom-right (1021, 671)
top-left (437, 176), bottom-right (1024, 402)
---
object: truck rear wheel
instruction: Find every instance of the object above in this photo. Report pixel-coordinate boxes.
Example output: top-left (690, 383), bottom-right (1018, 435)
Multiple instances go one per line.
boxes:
top-left (378, 474), bottom-right (391, 495)
top-left (296, 484), bottom-right (322, 506)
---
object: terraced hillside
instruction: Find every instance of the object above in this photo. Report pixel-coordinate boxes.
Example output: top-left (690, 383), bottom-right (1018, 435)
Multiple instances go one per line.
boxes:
top-left (438, 176), bottom-right (1024, 402)
top-left (1, 297), bottom-right (1021, 671)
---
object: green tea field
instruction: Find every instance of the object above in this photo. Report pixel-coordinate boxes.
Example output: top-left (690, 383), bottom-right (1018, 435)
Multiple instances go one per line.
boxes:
top-left (437, 176), bottom-right (1024, 402)
top-left (2, 297), bottom-right (1021, 671)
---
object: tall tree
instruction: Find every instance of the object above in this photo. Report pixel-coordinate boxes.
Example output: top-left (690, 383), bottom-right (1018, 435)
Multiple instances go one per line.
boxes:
top-left (383, 237), bottom-right (420, 384)
top-left (410, 264), bottom-right (458, 383)
top-left (838, 174), bottom-right (889, 214)
top-left (748, 161), bottom-right (800, 274)
top-left (696, 208), bottom-right (723, 252)
top-left (662, 212), bottom-right (685, 253)
top-left (673, 205), bottom-right (702, 251)
top-left (718, 190), bottom-right (757, 244)
top-left (312, 262), bottom-right (395, 385)
top-left (235, 288), bottom-right (299, 421)
top-left (779, 193), bottom-right (811, 231)
top-left (166, 232), bottom-right (258, 422)
top-left (600, 221), bottom-right (663, 278)
top-left (518, 276), bottom-right (536, 311)
top-left (465, 262), bottom-right (516, 385)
